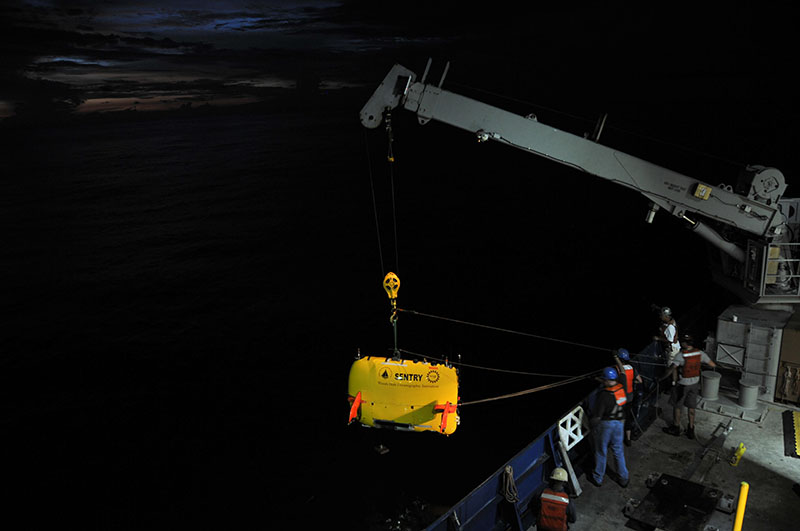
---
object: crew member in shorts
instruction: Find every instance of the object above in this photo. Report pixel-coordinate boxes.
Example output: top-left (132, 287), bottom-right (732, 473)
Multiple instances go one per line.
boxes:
top-left (663, 334), bottom-right (716, 439)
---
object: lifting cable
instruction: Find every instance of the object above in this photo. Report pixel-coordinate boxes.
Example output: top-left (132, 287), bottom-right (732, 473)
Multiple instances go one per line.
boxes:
top-left (396, 307), bottom-right (614, 354)
top-left (363, 129), bottom-right (385, 276)
top-left (361, 100), bottom-right (664, 407)
top-left (398, 347), bottom-right (599, 407)
top-left (460, 370), bottom-right (597, 406)
top-left (362, 112), bottom-right (401, 278)
top-left (398, 348), bottom-right (578, 378)
top-left (385, 110), bottom-right (401, 274)
top-left (391, 308), bottom-right (650, 406)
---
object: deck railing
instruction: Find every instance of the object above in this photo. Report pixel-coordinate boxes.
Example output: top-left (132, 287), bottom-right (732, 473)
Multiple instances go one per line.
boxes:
top-left (424, 345), bottom-right (665, 530)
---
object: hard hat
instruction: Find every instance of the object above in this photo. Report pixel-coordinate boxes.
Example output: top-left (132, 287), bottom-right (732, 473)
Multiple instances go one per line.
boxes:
top-left (550, 467), bottom-right (568, 482)
top-left (661, 306), bottom-right (672, 317)
top-left (680, 333), bottom-right (694, 345)
top-left (603, 367), bottom-right (618, 380)
top-left (616, 348), bottom-right (630, 361)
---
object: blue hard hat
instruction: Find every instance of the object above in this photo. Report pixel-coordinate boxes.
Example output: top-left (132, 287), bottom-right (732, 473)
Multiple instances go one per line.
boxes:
top-left (603, 367), bottom-right (618, 380)
top-left (617, 348), bottom-right (630, 361)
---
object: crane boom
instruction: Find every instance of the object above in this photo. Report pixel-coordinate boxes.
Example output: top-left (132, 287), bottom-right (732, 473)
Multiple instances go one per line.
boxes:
top-left (360, 62), bottom-right (800, 407)
top-left (360, 63), bottom-right (787, 241)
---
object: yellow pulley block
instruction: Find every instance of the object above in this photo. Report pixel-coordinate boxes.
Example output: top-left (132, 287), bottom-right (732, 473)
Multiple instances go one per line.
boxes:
top-left (383, 272), bottom-right (400, 308)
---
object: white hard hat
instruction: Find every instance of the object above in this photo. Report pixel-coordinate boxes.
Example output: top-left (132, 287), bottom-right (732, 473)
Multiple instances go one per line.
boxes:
top-left (550, 467), bottom-right (568, 482)
top-left (661, 306), bottom-right (672, 317)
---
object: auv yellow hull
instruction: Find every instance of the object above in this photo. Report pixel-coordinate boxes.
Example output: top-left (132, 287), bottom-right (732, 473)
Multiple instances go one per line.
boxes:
top-left (348, 356), bottom-right (459, 435)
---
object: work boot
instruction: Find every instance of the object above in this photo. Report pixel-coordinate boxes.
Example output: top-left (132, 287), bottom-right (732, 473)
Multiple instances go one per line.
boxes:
top-left (686, 426), bottom-right (695, 439)
top-left (662, 425), bottom-right (681, 436)
top-left (609, 471), bottom-right (629, 488)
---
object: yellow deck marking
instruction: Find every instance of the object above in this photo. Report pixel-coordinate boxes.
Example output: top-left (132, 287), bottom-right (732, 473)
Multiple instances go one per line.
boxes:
top-left (794, 411), bottom-right (800, 457)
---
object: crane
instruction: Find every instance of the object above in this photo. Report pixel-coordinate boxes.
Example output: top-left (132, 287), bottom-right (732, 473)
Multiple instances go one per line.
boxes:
top-left (360, 60), bottom-right (800, 407)
top-left (360, 62), bottom-right (800, 306)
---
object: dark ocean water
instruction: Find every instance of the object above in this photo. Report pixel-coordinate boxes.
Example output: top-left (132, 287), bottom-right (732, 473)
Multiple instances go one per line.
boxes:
top-left (0, 93), bottom-right (722, 528)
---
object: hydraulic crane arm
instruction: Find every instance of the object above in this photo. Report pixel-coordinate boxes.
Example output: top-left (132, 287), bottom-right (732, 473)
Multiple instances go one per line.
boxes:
top-left (360, 63), bottom-right (788, 246)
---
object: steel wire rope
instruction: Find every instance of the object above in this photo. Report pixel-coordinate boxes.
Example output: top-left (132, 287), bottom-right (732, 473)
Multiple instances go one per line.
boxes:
top-left (447, 80), bottom-right (594, 126)
top-left (363, 129), bottom-right (386, 277)
top-left (629, 356), bottom-right (675, 368)
top-left (385, 113), bottom-right (401, 274)
top-left (398, 348), bottom-right (580, 378)
top-left (397, 347), bottom-right (599, 406)
top-left (396, 307), bottom-right (614, 353)
top-left (460, 371), bottom-right (597, 406)
top-left (388, 153), bottom-right (400, 274)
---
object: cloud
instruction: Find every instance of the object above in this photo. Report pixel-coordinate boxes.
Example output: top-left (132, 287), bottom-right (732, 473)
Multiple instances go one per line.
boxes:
top-left (1, 1), bottom-right (406, 120)
top-left (5, 2), bottom-right (792, 124)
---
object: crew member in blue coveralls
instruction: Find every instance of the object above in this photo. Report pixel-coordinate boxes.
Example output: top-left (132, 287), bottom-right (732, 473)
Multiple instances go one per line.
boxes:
top-left (614, 348), bottom-right (643, 446)
top-left (587, 367), bottom-right (630, 488)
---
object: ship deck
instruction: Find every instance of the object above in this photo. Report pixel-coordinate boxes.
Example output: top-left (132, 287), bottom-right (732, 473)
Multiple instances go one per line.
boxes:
top-left (566, 390), bottom-right (800, 531)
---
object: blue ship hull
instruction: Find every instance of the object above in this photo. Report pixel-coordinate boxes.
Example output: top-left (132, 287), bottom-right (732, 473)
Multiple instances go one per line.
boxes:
top-left (424, 342), bottom-right (663, 530)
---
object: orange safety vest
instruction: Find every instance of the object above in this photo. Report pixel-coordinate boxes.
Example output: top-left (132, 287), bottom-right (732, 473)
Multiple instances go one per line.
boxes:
top-left (680, 349), bottom-right (702, 379)
top-left (539, 487), bottom-right (570, 531)
top-left (603, 383), bottom-right (627, 421)
top-left (620, 364), bottom-right (635, 394)
top-left (607, 383), bottom-right (627, 406)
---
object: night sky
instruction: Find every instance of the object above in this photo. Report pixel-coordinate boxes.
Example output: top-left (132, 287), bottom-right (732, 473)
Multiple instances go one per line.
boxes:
top-left (1, 1), bottom-right (373, 117)
top-left (3, 3), bottom-right (795, 125)
top-left (1, 1), bottom-right (529, 119)
top-left (2, 2), bottom-right (799, 529)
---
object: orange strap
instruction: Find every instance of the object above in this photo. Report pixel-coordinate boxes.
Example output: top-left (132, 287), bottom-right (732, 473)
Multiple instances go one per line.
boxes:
top-left (348, 392), bottom-right (363, 424)
top-left (434, 401), bottom-right (458, 433)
